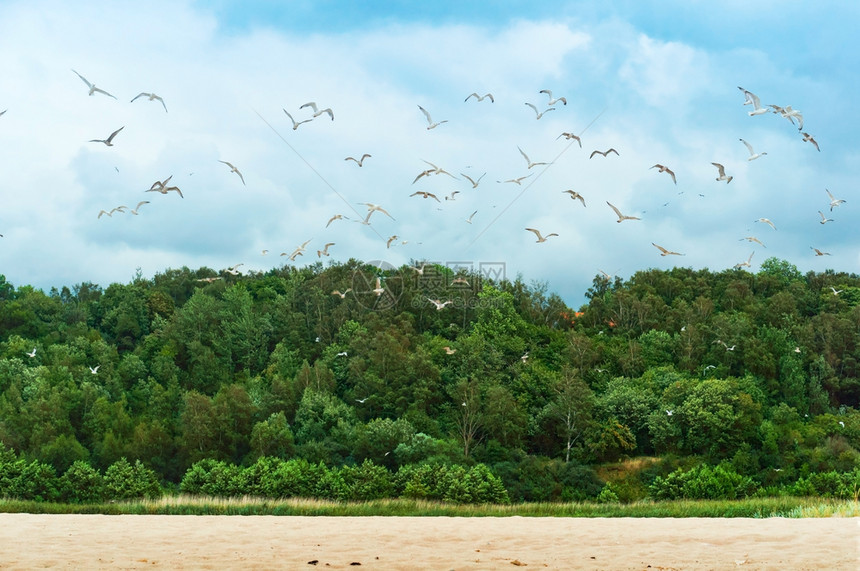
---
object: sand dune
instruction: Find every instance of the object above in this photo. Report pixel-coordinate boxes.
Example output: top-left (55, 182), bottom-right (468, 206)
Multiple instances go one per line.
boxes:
top-left (0, 514), bottom-right (857, 569)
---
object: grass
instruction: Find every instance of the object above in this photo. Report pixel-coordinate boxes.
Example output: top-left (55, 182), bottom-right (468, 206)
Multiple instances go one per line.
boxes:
top-left (1, 495), bottom-right (858, 518)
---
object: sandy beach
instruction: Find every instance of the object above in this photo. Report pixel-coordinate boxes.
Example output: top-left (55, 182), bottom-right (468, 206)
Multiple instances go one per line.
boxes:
top-left (0, 514), bottom-right (857, 570)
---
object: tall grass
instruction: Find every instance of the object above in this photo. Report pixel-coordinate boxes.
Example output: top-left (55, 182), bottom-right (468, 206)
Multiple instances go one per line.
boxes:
top-left (2, 496), bottom-right (858, 517)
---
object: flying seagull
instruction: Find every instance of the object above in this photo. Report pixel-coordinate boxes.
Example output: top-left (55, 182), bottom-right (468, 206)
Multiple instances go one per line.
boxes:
top-left (734, 251), bottom-right (755, 269)
top-left (129, 200), bottom-right (149, 215)
top-left (317, 243), bottom-right (335, 257)
top-left (300, 101), bottom-right (334, 120)
top-left (563, 190), bottom-right (586, 207)
top-left (801, 132), bottom-right (820, 151)
top-left (345, 154), bottom-right (371, 167)
top-left (460, 172), bottom-right (485, 188)
top-left (418, 105), bottom-right (448, 129)
top-left (410, 191), bottom-right (441, 202)
top-left (525, 227), bottom-right (558, 243)
top-left (652, 243), bottom-right (684, 256)
top-left (358, 202), bottom-right (395, 221)
top-left (737, 86), bottom-right (768, 116)
top-left (224, 263), bottom-right (244, 275)
top-left (217, 160), bottom-right (245, 185)
top-left (331, 289), bottom-right (352, 298)
top-left (557, 132), bottom-right (582, 147)
top-left (825, 189), bottom-right (845, 210)
top-left (607, 201), bottom-right (640, 223)
top-left (524, 102), bottom-right (555, 120)
top-left (650, 164), bottom-right (677, 184)
top-left (131, 92), bottom-right (168, 112)
top-left (711, 162), bottom-right (733, 183)
top-left (497, 174), bottom-right (533, 185)
top-left (811, 247), bottom-right (831, 257)
top-left (590, 148), bottom-right (619, 159)
top-left (755, 218), bottom-right (777, 230)
top-left (283, 239), bottom-right (312, 261)
top-left (26, 347), bottom-right (36, 358)
top-left (427, 298), bottom-right (453, 310)
top-left (818, 211), bottom-right (833, 224)
top-left (465, 210), bottom-right (477, 224)
top-left (740, 139), bottom-right (767, 161)
top-left (539, 89), bottom-right (567, 106)
top-left (326, 214), bottom-right (348, 227)
top-left (89, 365), bottom-right (100, 374)
top-left (283, 109), bottom-right (312, 130)
top-left (465, 93), bottom-right (494, 103)
top-left (89, 126), bottom-right (124, 146)
top-left (740, 236), bottom-right (766, 248)
top-left (72, 69), bottom-right (117, 99)
top-left (518, 146), bottom-right (549, 169)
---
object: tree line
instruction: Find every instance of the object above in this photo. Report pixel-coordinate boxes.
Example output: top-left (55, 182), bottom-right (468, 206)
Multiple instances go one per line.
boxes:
top-left (0, 256), bottom-right (858, 502)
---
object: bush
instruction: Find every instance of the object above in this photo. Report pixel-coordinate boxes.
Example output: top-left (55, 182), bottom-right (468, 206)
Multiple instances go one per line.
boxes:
top-left (0, 459), bottom-right (60, 502)
top-left (104, 458), bottom-right (161, 500)
top-left (60, 461), bottom-right (105, 503)
top-left (337, 460), bottom-right (394, 501)
top-left (596, 483), bottom-right (619, 503)
top-left (649, 463), bottom-right (758, 500)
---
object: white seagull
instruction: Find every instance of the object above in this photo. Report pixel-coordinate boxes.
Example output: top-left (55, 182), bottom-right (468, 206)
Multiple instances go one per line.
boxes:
top-left (219, 160), bottom-right (245, 185)
top-left (89, 126), bottom-right (124, 146)
top-left (427, 298), bottom-right (453, 310)
top-left (650, 164), bottom-right (677, 184)
top-left (89, 365), bottom-right (100, 374)
top-left (300, 101), bottom-right (334, 120)
top-left (712, 162), bottom-right (733, 183)
top-left (332, 289), bottom-right (352, 298)
top-left (525, 227), bottom-right (558, 243)
top-left (539, 89), bottom-right (567, 106)
top-left (224, 263), bottom-right (244, 275)
top-left (825, 189), bottom-right (845, 210)
top-left (465, 92), bottom-right (494, 103)
top-left (524, 102), bottom-right (555, 120)
top-left (345, 154), bottom-right (371, 167)
top-left (801, 132), bottom-right (820, 151)
top-left (755, 218), bottom-right (777, 231)
top-left (740, 139), bottom-right (767, 161)
top-left (607, 201), bottom-right (640, 223)
top-left (317, 243), bottom-right (335, 257)
top-left (465, 210), bottom-right (478, 224)
top-left (26, 347), bottom-right (36, 358)
top-left (72, 69), bottom-right (117, 99)
top-left (563, 190), bottom-right (586, 207)
top-left (557, 132), bottom-right (582, 147)
top-left (283, 109), bottom-right (312, 130)
top-left (131, 92), bottom-right (168, 112)
top-left (461, 172), bottom-right (486, 188)
top-left (418, 105), bottom-right (448, 129)
top-left (518, 146), bottom-right (549, 169)
top-left (818, 211), bottom-right (833, 224)
top-left (734, 251), bottom-right (754, 269)
top-left (811, 247), bottom-right (831, 257)
top-left (652, 243), bottom-right (684, 256)
top-left (737, 86), bottom-right (768, 116)
top-left (282, 239), bottom-right (312, 261)
top-left (129, 200), bottom-right (149, 215)
top-left (358, 202), bottom-right (395, 221)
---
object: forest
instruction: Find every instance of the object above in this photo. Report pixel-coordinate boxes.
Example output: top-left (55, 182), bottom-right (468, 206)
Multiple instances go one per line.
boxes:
top-left (1, 257), bottom-right (860, 504)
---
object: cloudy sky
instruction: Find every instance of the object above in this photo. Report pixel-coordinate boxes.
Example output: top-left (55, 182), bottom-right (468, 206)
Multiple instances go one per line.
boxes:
top-left (1, 1), bottom-right (857, 307)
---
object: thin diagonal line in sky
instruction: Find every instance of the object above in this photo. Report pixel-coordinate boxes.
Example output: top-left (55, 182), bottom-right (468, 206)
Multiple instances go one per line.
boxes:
top-left (253, 108), bottom-right (387, 243)
top-left (465, 107), bottom-right (607, 251)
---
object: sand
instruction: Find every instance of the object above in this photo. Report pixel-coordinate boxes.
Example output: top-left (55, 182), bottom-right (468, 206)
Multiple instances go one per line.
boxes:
top-left (0, 514), bottom-right (857, 570)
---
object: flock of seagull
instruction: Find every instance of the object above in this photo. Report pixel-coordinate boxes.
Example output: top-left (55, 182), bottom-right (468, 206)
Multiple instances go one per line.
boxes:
top-left (0, 69), bottom-right (845, 312)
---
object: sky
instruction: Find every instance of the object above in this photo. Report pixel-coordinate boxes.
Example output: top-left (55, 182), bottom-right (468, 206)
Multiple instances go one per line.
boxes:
top-left (0, 0), bottom-right (858, 308)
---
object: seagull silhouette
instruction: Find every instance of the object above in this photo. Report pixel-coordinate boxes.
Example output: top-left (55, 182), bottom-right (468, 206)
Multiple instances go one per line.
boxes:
top-left (418, 105), bottom-right (448, 129)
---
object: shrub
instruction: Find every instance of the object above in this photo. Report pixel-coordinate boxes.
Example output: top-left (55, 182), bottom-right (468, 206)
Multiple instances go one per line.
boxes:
top-left (60, 461), bottom-right (105, 503)
top-left (104, 458), bottom-right (161, 500)
top-left (649, 463), bottom-right (758, 500)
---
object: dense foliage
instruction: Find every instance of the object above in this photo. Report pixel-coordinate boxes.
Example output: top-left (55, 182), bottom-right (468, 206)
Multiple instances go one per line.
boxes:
top-left (1, 258), bottom-right (859, 502)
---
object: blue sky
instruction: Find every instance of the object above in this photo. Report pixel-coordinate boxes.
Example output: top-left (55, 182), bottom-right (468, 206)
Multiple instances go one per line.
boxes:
top-left (0, 0), bottom-right (857, 308)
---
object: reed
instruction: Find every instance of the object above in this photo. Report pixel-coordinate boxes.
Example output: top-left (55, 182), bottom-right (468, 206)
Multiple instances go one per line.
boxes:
top-left (3, 496), bottom-right (858, 518)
